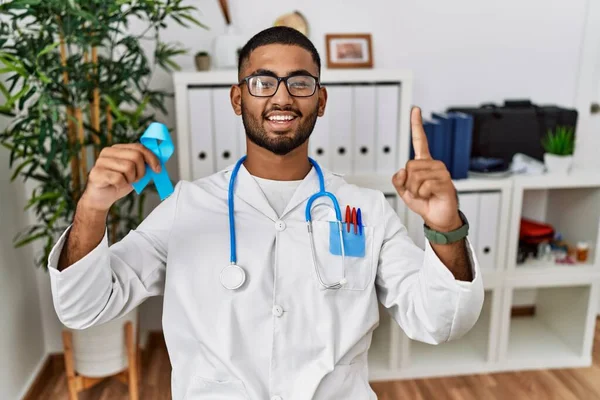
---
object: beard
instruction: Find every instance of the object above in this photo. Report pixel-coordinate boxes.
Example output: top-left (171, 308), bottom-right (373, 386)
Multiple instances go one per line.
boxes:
top-left (241, 102), bottom-right (319, 156)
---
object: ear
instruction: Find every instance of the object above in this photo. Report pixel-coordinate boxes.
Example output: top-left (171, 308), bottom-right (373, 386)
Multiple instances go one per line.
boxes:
top-left (231, 85), bottom-right (242, 116)
top-left (317, 86), bottom-right (327, 117)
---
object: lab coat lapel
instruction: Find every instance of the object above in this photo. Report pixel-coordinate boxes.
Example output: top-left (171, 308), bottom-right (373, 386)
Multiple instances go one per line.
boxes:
top-left (231, 164), bottom-right (279, 221)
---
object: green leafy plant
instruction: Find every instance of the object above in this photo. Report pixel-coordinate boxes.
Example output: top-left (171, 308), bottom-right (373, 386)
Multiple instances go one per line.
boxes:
top-left (0, 0), bottom-right (206, 268)
top-left (542, 126), bottom-right (575, 156)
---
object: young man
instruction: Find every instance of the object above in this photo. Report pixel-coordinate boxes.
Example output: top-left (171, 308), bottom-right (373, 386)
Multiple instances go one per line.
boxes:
top-left (49, 27), bottom-right (483, 399)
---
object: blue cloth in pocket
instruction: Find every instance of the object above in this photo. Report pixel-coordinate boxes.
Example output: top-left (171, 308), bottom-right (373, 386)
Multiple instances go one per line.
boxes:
top-left (329, 221), bottom-right (366, 257)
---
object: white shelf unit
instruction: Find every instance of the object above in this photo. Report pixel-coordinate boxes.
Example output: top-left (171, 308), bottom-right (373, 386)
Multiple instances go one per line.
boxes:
top-left (173, 69), bottom-right (413, 184)
top-left (506, 173), bottom-right (600, 276)
top-left (172, 69), bottom-right (600, 382)
top-left (498, 282), bottom-right (599, 371)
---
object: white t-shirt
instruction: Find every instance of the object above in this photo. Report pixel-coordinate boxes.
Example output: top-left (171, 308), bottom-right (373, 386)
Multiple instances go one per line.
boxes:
top-left (252, 175), bottom-right (303, 217)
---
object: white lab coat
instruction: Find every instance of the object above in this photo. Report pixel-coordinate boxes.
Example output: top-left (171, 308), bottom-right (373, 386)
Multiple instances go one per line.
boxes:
top-left (48, 163), bottom-right (484, 400)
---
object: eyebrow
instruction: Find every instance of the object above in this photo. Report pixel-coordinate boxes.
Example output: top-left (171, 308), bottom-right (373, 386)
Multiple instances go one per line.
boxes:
top-left (248, 68), bottom-right (317, 78)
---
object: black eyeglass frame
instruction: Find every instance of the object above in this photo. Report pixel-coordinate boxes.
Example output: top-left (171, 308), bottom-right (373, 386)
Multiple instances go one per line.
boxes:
top-left (238, 73), bottom-right (321, 98)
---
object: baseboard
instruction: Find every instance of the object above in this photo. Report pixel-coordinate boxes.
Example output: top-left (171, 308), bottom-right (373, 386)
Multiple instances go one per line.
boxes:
top-left (511, 305), bottom-right (536, 317)
top-left (21, 353), bottom-right (62, 400)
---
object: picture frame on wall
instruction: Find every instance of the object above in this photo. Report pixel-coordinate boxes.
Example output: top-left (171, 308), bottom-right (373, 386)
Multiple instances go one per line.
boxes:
top-left (325, 33), bottom-right (373, 69)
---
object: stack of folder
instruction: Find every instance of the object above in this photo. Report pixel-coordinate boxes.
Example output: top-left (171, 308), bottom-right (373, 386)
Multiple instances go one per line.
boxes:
top-left (409, 111), bottom-right (474, 180)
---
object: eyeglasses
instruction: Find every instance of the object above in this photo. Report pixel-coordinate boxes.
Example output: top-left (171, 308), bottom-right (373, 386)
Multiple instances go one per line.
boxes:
top-left (239, 73), bottom-right (319, 98)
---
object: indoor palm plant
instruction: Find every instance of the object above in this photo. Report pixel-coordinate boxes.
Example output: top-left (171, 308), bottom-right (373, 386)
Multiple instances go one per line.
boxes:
top-left (0, 0), bottom-right (204, 381)
top-left (542, 126), bottom-right (575, 174)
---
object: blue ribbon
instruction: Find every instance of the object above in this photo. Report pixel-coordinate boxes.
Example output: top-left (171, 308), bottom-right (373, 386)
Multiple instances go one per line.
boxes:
top-left (132, 122), bottom-right (174, 201)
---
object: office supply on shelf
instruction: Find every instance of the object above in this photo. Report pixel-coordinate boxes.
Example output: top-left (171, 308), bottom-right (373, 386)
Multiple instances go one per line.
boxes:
top-left (476, 192), bottom-right (501, 269)
top-left (352, 84), bottom-right (377, 174)
top-left (328, 86), bottom-right (353, 174)
top-left (448, 112), bottom-right (474, 179)
top-left (448, 99), bottom-right (578, 164)
top-left (375, 84), bottom-right (400, 174)
top-left (212, 88), bottom-right (240, 170)
top-left (432, 112), bottom-right (453, 170)
top-left (188, 88), bottom-right (215, 177)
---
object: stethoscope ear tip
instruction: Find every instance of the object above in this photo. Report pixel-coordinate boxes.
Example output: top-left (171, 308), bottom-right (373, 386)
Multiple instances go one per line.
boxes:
top-left (339, 278), bottom-right (348, 286)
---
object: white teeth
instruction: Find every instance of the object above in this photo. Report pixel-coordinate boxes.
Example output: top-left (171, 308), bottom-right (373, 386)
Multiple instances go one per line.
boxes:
top-left (268, 115), bottom-right (295, 121)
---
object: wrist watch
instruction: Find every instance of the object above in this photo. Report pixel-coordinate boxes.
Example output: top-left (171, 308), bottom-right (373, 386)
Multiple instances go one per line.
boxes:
top-left (423, 210), bottom-right (469, 245)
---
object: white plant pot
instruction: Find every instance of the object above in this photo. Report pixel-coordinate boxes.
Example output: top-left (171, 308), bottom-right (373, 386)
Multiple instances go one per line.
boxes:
top-left (544, 153), bottom-right (573, 174)
top-left (68, 308), bottom-right (138, 378)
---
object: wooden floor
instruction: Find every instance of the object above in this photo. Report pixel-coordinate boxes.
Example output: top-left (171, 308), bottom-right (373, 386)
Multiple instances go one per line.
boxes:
top-left (31, 320), bottom-right (600, 399)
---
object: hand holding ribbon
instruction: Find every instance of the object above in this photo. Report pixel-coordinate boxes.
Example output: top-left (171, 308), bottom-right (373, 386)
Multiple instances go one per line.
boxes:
top-left (132, 122), bottom-right (174, 201)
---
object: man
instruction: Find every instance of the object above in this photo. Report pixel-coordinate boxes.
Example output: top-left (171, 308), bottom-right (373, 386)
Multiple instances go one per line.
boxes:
top-left (49, 26), bottom-right (483, 399)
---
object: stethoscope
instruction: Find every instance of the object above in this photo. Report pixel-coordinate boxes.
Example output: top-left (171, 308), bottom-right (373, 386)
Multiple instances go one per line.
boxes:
top-left (220, 155), bottom-right (348, 291)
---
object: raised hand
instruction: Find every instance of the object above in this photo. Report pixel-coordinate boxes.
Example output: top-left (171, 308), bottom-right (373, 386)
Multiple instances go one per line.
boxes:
top-left (80, 143), bottom-right (161, 213)
top-left (392, 107), bottom-right (461, 232)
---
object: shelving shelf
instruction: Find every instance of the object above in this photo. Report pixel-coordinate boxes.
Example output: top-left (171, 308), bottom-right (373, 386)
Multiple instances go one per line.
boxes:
top-left (353, 170), bottom-right (600, 381)
top-left (367, 170), bottom-right (600, 381)
top-left (498, 284), bottom-right (598, 372)
top-left (174, 70), bottom-right (600, 382)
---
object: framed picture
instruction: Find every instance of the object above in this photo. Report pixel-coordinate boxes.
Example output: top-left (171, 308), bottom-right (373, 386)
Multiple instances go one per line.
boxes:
top-left (325, 33), bottom-right (373, 69)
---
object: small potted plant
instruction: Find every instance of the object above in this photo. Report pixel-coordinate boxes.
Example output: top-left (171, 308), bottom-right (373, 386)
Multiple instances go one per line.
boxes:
top-left (542, 126), bottom-right (575, 174)
top-left (195, 51), bottom-right (211, 71)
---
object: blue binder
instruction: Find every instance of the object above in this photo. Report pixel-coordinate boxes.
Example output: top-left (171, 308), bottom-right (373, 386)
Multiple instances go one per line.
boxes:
top-left (448, 112), bottom-right (474, 179)
top-left (431, 113), bottom-right (453, 170)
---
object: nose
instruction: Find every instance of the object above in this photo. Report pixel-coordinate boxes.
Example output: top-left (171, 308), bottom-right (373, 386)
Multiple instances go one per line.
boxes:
top-left (270, 79), bottom-right (293, 106)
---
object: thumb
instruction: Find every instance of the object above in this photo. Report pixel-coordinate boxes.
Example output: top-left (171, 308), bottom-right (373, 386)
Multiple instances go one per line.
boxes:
top-left (392, 169), bottom-right (407, 197)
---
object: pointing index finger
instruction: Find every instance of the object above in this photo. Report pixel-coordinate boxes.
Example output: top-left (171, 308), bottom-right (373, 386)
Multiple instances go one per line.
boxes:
top-left (411, 107), bottom-right (432, 160)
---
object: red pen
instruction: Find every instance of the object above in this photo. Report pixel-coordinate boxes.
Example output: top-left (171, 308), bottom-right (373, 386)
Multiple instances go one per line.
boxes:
top-left (345, 205), bottom-right (351, 233)
top-left (352, 207), bottom-right (357, 234)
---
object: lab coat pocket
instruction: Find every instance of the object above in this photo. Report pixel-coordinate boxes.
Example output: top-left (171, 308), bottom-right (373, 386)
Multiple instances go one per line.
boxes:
top-left (310, 220), bottom-right (375, 291)
top-left (184, 377), bottom-right (250, 400)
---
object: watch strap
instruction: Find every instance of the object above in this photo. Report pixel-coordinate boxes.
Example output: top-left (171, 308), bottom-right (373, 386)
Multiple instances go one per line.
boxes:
top-left (423, 210), bottom-right (469, 245)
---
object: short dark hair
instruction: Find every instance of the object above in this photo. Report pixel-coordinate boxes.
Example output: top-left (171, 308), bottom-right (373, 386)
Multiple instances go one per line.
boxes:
top-left (238, 26), bottom-right (321, 77)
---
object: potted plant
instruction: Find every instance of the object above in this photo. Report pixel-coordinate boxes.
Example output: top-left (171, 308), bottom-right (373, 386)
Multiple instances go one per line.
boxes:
top-left (0, 0), bottom-right (204, 383)
top-left (542, 126), bottom-right (575, 174)
top-left (195, 51), bottom-right (211, 71)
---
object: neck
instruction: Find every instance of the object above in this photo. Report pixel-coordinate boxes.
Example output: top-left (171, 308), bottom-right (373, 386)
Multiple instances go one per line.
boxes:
top-left (243, 141), bottom-right (312, 181)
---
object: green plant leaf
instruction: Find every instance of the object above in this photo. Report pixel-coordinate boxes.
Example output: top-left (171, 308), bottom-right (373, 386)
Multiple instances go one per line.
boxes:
top-left (10, 157), bottom-right (34, 181)
top-left (14, 232), bottom-right (46, 248)
top-left (25, 191), bottom-right (60, 210)
top-left (0, 0), bottom-right (204, 268)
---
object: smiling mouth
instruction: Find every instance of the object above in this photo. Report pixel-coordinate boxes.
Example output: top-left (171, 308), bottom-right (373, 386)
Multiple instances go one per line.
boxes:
top-left (264, 113), bottom-right (299, 131)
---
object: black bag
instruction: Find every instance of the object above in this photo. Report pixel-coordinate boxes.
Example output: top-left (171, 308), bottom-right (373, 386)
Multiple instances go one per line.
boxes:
top-left (447, 100), bottom-right (578, 165)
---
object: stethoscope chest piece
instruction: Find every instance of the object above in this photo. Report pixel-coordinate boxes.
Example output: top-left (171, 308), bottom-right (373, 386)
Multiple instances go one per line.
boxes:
top-left (220, 264), bottom-right (246, 290)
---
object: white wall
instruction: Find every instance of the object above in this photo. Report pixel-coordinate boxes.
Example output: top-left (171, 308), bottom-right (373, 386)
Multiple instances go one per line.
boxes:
top-left (35, 0), bottom-right (593, 350)
top-left (0, 131), bottom-right (46, 398)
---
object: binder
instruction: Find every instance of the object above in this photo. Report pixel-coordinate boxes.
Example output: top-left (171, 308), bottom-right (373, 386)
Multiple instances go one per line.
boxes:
top-left (457, 192), bottom-right (480, 251)
top-left (375, 84), bottom-right (400, 175)
top-left (309, 99), bottom-right (330, 168)
top-left (476, 192), bottom-right (500, 269)
top-left (328, 86), bottom-right (353, 174)
top-left (352, 84), bottom-right (376, 174)
top-left (431, 113), bottom-right (453, 170)
top-left (448, 112), bottom-right (474, 180)
top-left (429, 119), bottom-right (444, 162)
top-left (212, 88), bottom-right (240, 171)
top-left (188, 88), bottom-right (215, 179)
